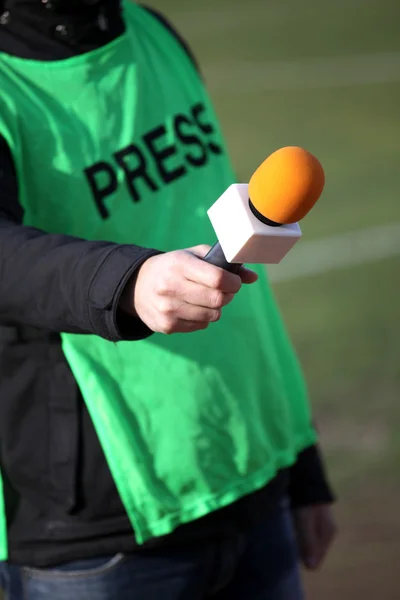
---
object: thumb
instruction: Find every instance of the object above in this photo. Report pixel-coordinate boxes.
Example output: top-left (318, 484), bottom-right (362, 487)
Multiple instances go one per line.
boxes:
top-left (187, 246), bottom-right (258, 284)
top-left (239, 266), bottom-right (259, 284)
top-left (186, 244), bottom-right (212, 258)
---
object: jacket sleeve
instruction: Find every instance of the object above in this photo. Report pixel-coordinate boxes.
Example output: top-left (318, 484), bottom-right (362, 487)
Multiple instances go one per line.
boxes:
top-left (288, 443), bottom-right (336, 508)
top-left (0, 135), bottom-right (160, 341)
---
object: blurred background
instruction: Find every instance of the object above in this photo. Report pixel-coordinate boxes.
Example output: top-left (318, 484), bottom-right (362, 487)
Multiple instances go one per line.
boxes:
top-left (150, 0), bottom-right (400, 598)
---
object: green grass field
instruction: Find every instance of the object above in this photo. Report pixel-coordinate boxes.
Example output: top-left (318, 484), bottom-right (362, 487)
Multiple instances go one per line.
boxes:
top-left (150, 1), bottom-right (400, 598)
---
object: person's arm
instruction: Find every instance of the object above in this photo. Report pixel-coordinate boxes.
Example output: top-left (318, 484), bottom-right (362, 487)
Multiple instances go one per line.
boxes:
top-left (0, 211), bottom-right (161, 340)
top-left (289, 443), bottom-right (337, 571)
top-left (0, 134), bottom-right (160, 340)
top-left (0, 137), bottom-right (255, 339)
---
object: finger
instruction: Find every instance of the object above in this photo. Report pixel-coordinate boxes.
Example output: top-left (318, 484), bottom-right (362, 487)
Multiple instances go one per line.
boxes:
top-left (159, 298), bottom-right (221, 325)
top-left (239, 266), bottom-right (259, 284)
top-left (179, 303), bottom-right (222, 324)
top-left (161, 319), bottom-right (211, 335)
top-left (188, 247), bottom-right (258, 285)
top-left (178, 281), bottom-right (235, 309)
top-left (182, 252), bottom-right (243, 294)
top-left (186, 244), bottom-right (212, 258)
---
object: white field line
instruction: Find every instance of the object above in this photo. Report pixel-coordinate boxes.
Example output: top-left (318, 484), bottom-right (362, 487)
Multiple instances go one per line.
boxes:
top-left (204, 52), bottom-right (400, 91)
top-left (267, 222), bottom-right (400, 283)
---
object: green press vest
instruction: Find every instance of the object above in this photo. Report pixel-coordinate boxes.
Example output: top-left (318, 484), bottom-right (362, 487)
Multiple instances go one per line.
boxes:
top-left (0, 2), bottom-right (316, 559)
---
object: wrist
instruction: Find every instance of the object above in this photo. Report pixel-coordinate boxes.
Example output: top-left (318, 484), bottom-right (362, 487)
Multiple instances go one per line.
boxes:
top-left (111, 247), bottom-right (162, 341)
top-left (118, 271), bottom-right (139, 317)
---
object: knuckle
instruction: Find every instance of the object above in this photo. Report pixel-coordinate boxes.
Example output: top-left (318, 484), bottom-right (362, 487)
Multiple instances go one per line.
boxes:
top-left (155, 276), bottom-right (171, 296)
top-left (158, 298), bottom-right (174, 316)
top-left (160, 316), bottom-right (176, 335)
top-left (230, 275), bottom-right (242, 293)
top-left (210, 309), bottom-right (222, 322)
top-left (170, 250), bottom-right (186, 269)
top-left (224, 293), bottom-right (235, 305)
top-left (211, 291), bottom-right (224, 309)
top-left (211, 269), bottom-right (225, 289)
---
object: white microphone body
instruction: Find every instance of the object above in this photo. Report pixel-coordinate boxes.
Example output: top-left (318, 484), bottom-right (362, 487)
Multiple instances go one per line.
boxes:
top-left (207, 184), bottom-right (302, 265)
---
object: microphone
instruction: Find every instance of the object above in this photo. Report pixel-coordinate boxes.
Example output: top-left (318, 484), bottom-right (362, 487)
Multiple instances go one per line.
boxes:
top-left (204, 146), bottom-right (325, 274)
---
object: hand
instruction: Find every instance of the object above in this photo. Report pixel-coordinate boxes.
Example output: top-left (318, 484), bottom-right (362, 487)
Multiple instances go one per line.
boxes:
top-left (120, 245), bottom-right (258, 334)
top-left (292, 504), bottom-right (337, 571)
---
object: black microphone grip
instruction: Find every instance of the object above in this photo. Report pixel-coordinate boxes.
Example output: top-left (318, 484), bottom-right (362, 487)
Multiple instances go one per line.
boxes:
top-left (203, 242), bottom-right (243, 275)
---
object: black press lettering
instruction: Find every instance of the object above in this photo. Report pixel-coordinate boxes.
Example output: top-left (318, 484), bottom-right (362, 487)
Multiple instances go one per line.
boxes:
top-left (143, 125), bottom-right (187, 184)
top-left (192, 103), bottom-right (223, 156)
top-left (114, 144), bottom-right (158, 203)
top-left (174, 114), bottom-right (208, 167)
top-left (84, 161), bottom-right (118, 219)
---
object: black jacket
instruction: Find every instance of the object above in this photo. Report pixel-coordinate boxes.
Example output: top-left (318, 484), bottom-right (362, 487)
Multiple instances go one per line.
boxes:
top-left (0, 1), bottom-right (334, 568)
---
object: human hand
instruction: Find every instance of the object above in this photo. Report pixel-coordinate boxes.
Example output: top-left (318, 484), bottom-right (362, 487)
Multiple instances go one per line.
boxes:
top-left (292, 504), bottom-right (337, 571)
top-left (120, 245), bottom-right (258, 334)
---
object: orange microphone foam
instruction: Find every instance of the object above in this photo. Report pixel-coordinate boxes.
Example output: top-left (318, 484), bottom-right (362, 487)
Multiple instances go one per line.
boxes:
top-left (248, 146), bottom-right (325, 225)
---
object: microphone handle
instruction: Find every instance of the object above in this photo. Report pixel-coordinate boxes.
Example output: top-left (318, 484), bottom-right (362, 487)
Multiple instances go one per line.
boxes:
top-left (203, 242), bottom-right (243, 275)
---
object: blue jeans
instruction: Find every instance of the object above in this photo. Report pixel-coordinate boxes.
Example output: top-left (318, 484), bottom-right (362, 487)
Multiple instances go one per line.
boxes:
top-left (2, 503), bottom-right (304, 600)
top-left (0, 560), bottom-right (7, 592)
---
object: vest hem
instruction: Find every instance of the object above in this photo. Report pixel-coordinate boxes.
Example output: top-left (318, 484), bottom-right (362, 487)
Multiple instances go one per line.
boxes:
top-left (129, 430), bottom-right (317, 544)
